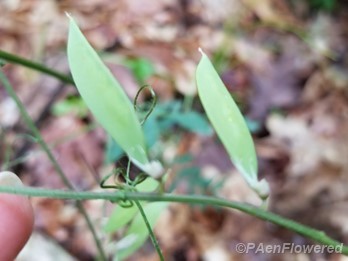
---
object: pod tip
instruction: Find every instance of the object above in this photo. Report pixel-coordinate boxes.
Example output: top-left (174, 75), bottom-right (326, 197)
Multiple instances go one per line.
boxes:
top-left (198, 47), bottom-right (204, 55)
top-left (65, 11), bottom-right (72, 19)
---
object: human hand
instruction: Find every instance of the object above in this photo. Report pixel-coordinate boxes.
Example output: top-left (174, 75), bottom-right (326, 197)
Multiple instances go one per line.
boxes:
top-left (0, 172), bottom-right (34, 260)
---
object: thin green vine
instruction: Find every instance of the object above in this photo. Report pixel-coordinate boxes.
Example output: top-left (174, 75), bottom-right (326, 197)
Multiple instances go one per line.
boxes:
top-left (134, 199), bottom-right (165, 260)
top-left (0, 185), bottom-right (346, 254)
top-left (0, 50), bottom-right (74, 85)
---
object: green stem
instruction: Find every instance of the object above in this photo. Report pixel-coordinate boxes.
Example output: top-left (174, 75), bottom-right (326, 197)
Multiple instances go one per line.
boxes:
top-left (134, 200), bottom-right (164, 261)
top-left (124, 159), bottom-right (164, 260)
top-left (0, 186), bottom-right (346, 255)
top-left (0, 71), bottom-right (106, 260)
top-left (0, 50), bottom-right (75, 85)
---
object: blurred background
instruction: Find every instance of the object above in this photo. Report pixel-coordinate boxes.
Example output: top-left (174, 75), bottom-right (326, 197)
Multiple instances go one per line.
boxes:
top-left (1, 0), bottom-right (348, 260)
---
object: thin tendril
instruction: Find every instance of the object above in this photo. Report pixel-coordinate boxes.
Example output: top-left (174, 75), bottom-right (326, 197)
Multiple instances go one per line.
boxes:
top-left (100, 85), bottom-right (157, 191)
top-left (100, 84), bottom-right (158, 197)
top-left (118, 198), bottom-right (134, 208)
top-left (100, 168), bottom-right (134, 207)
top-left (132, 173), bottom-right (147, 186)
top-left (126, 157), bottom-right (132, 184)
top-left (100, 169), bottom-right (123, 190)
top-left (133, 84), bottom-right (157, 125)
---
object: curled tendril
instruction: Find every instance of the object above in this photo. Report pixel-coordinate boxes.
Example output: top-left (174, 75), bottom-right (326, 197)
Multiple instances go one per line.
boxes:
top-left (100, 169), bottom-right (134, 207)
top-left (100, 168), bottom-right (148, 207)
top-left (100, 168), bottom-right (147, 189)
top-left (133, 84), bottom-right (157, 125)
top-left (100, 168), bottom-right (126, 190)
top-left (132, 173), bottom-right (147, 186)
top-left (100, 84), bottom-right (159, 208)
top-left (119, 198), bottom-right (134, 208)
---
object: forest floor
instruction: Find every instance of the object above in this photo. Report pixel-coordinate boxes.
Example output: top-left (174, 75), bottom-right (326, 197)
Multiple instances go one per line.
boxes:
top-left (1, 0), bottom-right (348, 260)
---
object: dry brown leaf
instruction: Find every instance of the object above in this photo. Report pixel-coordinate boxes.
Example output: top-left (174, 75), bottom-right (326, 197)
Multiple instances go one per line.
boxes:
top-left (242, 0), bottom-right (300, 29)
top-left (25, 115), bottom-right (104, 189)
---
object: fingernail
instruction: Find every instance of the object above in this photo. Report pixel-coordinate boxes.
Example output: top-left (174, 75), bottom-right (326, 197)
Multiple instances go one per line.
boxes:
top-left (0, 171), bottom-right (23, 187)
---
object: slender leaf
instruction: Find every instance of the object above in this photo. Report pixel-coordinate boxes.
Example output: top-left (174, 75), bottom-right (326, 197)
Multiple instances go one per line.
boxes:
top-left (196, 49), bottom-right (269, 198)
top-left (104, 204), bottom-right (138, 233)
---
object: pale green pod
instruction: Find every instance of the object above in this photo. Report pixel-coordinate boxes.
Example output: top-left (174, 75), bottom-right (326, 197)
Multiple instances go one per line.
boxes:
top-left (196, 49), bottom-right (269, 198)
top-left (67, 16), bottom-right (163, 177)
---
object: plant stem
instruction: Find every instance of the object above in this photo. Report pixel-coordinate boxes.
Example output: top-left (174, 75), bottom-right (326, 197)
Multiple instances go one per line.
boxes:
top-left (0, 71), bottom-right (106, 260)
top-left (0, 185), bottom-right (346, 255)
top-left (0, 50), bottom-right (75, 85)
top-left (124, 159), bottom-right (164, 260)
top-left (134, 200), bottom-right (164, 261)
top-left (130, 87), bottom-right (164, 259)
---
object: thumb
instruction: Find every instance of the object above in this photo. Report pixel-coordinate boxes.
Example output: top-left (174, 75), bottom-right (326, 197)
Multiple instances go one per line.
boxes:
top-left (0, 171), bottom-right (34, 260)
